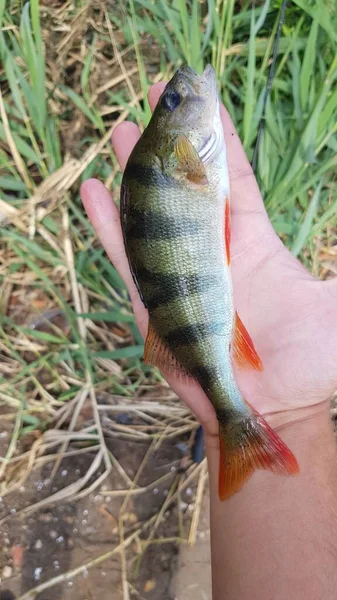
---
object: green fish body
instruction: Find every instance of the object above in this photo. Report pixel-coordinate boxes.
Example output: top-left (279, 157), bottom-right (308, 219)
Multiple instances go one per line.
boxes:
top-left (121, 65), bottom-right (298, 499)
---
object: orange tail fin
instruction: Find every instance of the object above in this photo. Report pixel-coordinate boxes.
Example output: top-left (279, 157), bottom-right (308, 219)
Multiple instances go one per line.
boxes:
top-left (218, 411), bottom-right (299, 501)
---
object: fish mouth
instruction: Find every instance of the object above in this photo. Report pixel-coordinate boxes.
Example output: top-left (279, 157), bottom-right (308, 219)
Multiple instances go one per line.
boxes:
top-left (178, 64), bottom-right (217, 97)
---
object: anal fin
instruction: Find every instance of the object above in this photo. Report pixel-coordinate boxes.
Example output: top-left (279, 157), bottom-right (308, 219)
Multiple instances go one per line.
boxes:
top-left (233, 312), bottom-right (263, 371)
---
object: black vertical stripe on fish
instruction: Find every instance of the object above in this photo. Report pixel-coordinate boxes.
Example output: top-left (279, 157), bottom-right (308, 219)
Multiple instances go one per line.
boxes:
top-left (191, 365), bottom-right (218, 392)
top-left (125, 164), bottom-right (178, 189)
top-left (135, 268), bottom-right (219, 310)
top-left (166, 321), bottom-right (226, 348)
top-left (120, 184), bottom-right (147, 307)
top-left (125, 208), bottom-right (200, 240)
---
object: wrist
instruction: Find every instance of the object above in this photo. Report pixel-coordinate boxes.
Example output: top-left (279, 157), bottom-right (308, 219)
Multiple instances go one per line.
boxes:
top-left (207, 407), bottom-right (337, 600)
top-left (205, 402), bottom-right (337, 503)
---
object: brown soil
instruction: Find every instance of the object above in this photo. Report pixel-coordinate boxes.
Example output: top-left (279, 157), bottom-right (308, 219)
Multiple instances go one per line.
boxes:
top-left (0, 429), bottom-right (198, 600)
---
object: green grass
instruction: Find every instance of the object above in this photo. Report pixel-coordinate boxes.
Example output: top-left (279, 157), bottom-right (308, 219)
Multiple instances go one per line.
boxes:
top-left (0, 0), bottom-right (336, 440)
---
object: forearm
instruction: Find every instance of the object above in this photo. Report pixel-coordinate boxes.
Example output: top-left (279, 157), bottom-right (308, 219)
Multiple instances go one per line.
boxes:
top-left (206, 409), bottom-right (337, 600)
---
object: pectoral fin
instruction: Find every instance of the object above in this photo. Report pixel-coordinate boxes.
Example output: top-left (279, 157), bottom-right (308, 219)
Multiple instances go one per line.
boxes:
top-left (233, 312), bottom-right (263, 371)
top-left (174, 135), bottom-right (208, 185)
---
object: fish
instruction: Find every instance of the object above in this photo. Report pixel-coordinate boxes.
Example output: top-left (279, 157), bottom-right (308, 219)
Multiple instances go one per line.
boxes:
top-left (120, 64), bottom-right (299, 500)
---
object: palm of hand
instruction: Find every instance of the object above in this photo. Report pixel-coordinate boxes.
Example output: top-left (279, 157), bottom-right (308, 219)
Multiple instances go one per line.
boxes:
top-left (81, 83), bottom-right (337, 439)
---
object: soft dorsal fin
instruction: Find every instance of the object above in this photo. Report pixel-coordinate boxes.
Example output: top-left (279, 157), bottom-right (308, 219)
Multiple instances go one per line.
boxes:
top-left (174, 135), bottom-right (208, 185)
top-left (233, 312), bottom-right (263, 371)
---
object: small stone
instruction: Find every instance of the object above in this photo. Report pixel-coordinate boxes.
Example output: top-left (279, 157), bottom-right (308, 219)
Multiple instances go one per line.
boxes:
top-left (49, 530), bottom-right (58, 539)
top-left (2, 565), bottom-right (12, 579)
top-left (153, 488), bottom-right (159, 495)
top-left (82, 519), bottom-right (87, 525)
top-left (180, 501), bottom-right (188, 511)
top-left (53, 560), bottom-right (60, 571)
top-left (10, 508), bottom-right (16, 514)
top-left (61, 470), bottom-right (68, 477)
top-left (68, 581), bottom-right (73, 588)
top-left (144, 579), bottom-right (156, 593)
top-left (83, 509), bottom-right (88, 516)
top-left (94, 495), bottom-right (102, 503)
top-left (75, 469), bottom-right (80, 476)
top-left (186, 487), bottom-right (193, 497)
top-left (34, 539), bottom-right (43, 550)
top-left (56, 535), bottom-right (64, 544)
top-left (34, 567), bottom-right (43, 581)
top-left (39, 512), bottom-right (53, 523)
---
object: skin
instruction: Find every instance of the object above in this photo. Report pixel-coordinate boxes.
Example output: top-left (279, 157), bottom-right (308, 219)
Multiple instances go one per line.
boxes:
top-left (81, 83), bottom-right (337, 599)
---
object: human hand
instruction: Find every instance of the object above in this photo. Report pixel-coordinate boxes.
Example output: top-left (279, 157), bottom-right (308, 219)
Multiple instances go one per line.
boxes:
top-left (81, 82), bottom-right (337, 444)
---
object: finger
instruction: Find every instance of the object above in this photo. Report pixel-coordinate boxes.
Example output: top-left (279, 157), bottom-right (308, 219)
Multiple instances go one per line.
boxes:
top-left (111, 121), bottom-right (141, 172)
top-left (148, 82), bottom-right (166, 110)
top-left (80, 178), bottom-right (148, 336)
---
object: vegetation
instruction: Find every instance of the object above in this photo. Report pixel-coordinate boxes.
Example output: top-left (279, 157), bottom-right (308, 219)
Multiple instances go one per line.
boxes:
top-left (0, 0), bottom-right (336, 542)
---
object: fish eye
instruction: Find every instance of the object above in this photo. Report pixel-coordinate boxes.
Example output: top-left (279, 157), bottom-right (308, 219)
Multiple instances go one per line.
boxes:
top-left (161, 89), bottom-right (181, 111)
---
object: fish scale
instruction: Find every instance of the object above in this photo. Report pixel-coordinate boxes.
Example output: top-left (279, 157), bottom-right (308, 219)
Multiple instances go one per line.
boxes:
top-left (121, 64), bottom-right (299, 500)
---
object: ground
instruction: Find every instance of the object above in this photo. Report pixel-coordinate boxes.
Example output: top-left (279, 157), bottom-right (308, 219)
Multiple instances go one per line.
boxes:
top-left (0, 417), bottom-right (211, 600)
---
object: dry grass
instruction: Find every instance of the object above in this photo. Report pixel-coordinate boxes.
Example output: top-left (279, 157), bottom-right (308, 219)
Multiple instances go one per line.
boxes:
top-left (0, 0), bottom-right (337, 596)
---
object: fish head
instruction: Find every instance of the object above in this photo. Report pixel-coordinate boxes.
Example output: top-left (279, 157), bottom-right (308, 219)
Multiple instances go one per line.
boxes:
top-left (151, 64), bottom-right (223, 163)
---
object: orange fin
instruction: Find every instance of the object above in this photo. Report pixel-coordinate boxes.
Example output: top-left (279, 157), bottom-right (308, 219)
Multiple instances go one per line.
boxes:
top-left (174, 135), bottom-right (208, 185)
top-left (144, 321), bottom-right (191, 382)
top-left (218, 410), bottom-right (299, 501)
top-left (233, 312), bottom-right (263, 371)
top-left (225, 197), bottom-right (230, 265)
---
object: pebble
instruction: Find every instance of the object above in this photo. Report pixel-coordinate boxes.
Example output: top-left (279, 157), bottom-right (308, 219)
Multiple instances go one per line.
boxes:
top-left (153, 488), bottom-right (159, 495)
top-left (34, 567), bottom-right (43, 581)
top-left (2, 565), bottom-right (12, 579)
top-left (34, 539), bottom-right (43, 550)
top-left (53, 560), bottom-right (60, 571)
top-left (186, 487), bottom-right (193, 497)
top-left (83, 509), bottom-right (88, 516)
top-left (56, 535), bottom-right (64, 544)
top-left (61, 470), bottom-right (68, 477)
top-left (49, 530), bottom-right (58, 539)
